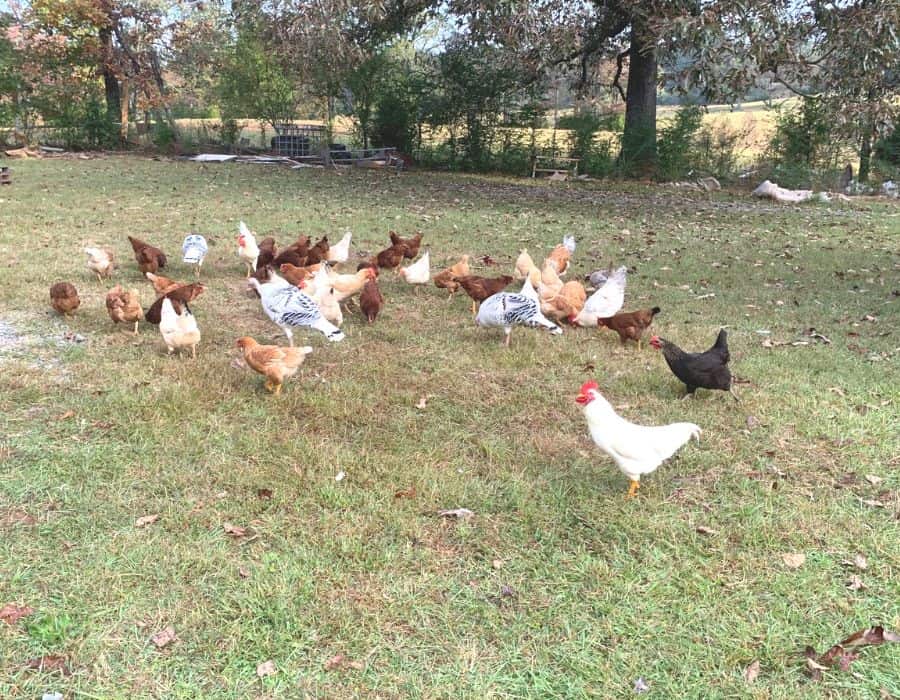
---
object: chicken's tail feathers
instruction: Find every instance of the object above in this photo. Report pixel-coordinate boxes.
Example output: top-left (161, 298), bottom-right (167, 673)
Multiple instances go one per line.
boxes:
top-left (239, 221), bottom-right (251, 237)
top-left (312, 316), bottom-right (344, 342)
top-left (563, 234), bottom-right (576, 253)
top-left (651, 306), bottom-right (661, 316)
top-left (714, 328), bottom-right (728, 349)
top-left (691, 425), bottom-right (702, 442)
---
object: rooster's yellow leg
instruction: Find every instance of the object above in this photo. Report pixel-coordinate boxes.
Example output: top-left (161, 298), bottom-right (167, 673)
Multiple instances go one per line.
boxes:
top-left (625, 480), bottom-right (640, 499)
top-left (471, 299), bottom-right (477, 315)
top-left (274, 383), bottom-right (282, 395)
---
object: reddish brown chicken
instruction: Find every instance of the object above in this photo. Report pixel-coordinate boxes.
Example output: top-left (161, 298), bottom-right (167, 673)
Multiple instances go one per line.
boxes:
top-left (359, 279), bottom-right (385, 323)
top-left (145, 283), bottom-right (206, 324)
top-left (454, 274), bottom-right (513, 314)
top-left (376, 244), bottom-right (405, 270)
top-left (304, 236), bottom-right (329, 265)
top-left (356, 258), bottom-right (379, 275)
top-left (279, 262), bottom-right (321, 287)
top-left (49, 282), bottom-right (80, 316)
top-left (389, 231), bottom-right (423, 260)
top-left (127, 235), bottom-right (167, 274)
top-left (598, 307), bottom-right (661, 349)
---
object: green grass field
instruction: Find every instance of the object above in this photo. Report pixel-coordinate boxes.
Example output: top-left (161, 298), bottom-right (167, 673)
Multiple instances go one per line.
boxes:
top-left (1, 155), bottom-right (898, 698)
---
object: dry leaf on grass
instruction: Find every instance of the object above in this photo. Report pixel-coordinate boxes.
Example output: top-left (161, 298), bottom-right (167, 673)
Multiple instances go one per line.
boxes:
top-left (150, 626), bottom-right (177, 649)
top-left (56, 410), bottom-right (76, 421)
top-left (135, 514), bottom-right (159, 528)
top-left (24, 654), bottom-right (71, 675)
top-left (439, 508), bottom-right (474, 519)
top-left (239, 567), bottom-right (250, 579)
top-left (782, 552), bottom-right (806, 569)
top-left (394, 486), bottom-right (416, 499)
top-left (804, 626), bottom-right (900, 680)
top-left (223, 523), bottom-right (247, 538)
top-left (695, 526), bottom-right (718, 536)
top-left (256, 488), bottom-right (273, 500)
top-left (633, 677), bottom-right (650, 693)
top-left (859, 498), bottom-right (886, 508)
top-left (841, 554), bottom-right (868, 571)
top-left (865, 474), bottom-right (883, 486)
top-left (743, 659), bottom-right (760, 683)
top-left (230, 357), bottom-right (247, 370)
top-left (324, 654), bottom-right (364, 671)
top-left (256, 660), bottom-right (276, 677)
top-left (0, 603), bottom-right (34, 625)
top-left (415, 396), bottom-right (428, 410)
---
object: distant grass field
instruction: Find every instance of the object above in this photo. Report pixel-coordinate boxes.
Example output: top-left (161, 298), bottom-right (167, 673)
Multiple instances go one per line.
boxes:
top-left (1, 156), bottom-right (898, 698)
top-left (176, 98), bottom-right (787, 163)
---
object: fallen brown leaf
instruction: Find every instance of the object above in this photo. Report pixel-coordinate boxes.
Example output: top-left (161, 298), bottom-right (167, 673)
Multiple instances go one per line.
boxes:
top-left (24, 654), bottom-right (71, 675)
top-left (782, 552), bottom-right (806, 569)
top-left (56, 410), bottom-right (76, 421)
top-left (0, 603), bottom-right (34, 625)
top-left (256, 488), bottom-right (273, 500)
top-left (865, 474), bottom-right (883, 486)
top-left (256, 660), bottom-right (276, 677)
top-left (223, 522), bottom-right (247, 537)
top-left (394, 486), bottom-right (416, 499)
top-left (135, 514), bottom-right (159, 528)
top-left (743, 659), bottom-right (760, 683)
top-left (841, 626), bottom-right (900, 648)
top-left (695, 526), bottom-right (718, 536)
top-left (324, 654), bottom-right (364, 671)
top-left (239, 567), bottom-right (250, 579)
top-left (150, 626), bottom-right (176, 649)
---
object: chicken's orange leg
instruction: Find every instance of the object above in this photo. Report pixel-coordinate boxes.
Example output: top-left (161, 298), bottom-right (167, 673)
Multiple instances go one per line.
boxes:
top-left (471, 299), bottom-right (477, 315)
top-left (625, 480), bottom-right (640, 499)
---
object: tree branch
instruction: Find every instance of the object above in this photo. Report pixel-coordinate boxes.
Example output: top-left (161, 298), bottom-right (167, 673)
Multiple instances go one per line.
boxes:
top-left (612, 48), bottom-right (629, 102)
top-left (774, 68), bottom-right (822, 99)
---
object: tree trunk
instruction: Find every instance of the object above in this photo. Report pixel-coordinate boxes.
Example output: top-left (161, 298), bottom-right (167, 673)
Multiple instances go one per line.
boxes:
top-left (120, 78), bottom-right (130, 144)
top-left (99, 28), bottom-right (121, 126)
top-left (858, 124), bottom-right (873, 183)
top-left (620, 24), bottom-right (657, 177)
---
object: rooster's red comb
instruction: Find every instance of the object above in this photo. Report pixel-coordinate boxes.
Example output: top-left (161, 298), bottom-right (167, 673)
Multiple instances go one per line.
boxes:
top-left (579, 380), bottom-right (599, 394)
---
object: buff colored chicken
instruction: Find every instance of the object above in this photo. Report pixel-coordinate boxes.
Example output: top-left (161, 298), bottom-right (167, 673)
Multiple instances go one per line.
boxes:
top-left (49, 282), bottom-right (80, 316)
top-left (543, 235), bottom-right (576, 275)
top-left (541, 280), bottom-right (587, 322)
top-left (236, 336), bottom-right (312, 395)
top-left (308, 266), bottom-right (343, 326)
top-left (433, 254), bottom-right (470, 298)
top-left (105, 285), bottom-right (144, 334)
top-left (514, 249), bottom-right (541, 287)
top-left (326, 266), bottom-right (377, 303)
top-left (538, 261), bottom-right (564, 301)
top-left (84, 247), bottom-right (115, 281)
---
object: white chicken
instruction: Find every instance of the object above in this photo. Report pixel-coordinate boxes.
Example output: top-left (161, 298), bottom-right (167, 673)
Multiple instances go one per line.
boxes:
top-left (159, 297), bottom-right (201, 358)
top-left (237, 221), bottom-right (260, 277)
top-left (247, 272), bottom-right (344, 344)
top-left (182, 234), bottom-right (208, 276)
top-left (84, 247), bottom-right (115, 281)
top-left (520, 276), bottom-right (539, 301)
top-left (326, 231), bottom-right (352, 263)
top-left (475, 292), bottom-right (562, 346)
top-left (571, 265), bottom-right (627, 326)
top-left (576, 380), bottom-right (700, 498)
top-left (399, 251), bottom-right (430, 285)
top-left (309, 265), bottom-right (343, 326)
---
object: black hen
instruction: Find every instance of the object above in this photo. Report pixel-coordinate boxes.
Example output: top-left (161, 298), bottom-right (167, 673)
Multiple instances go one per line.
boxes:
top-left (650, 329), bottom-right (739, 401)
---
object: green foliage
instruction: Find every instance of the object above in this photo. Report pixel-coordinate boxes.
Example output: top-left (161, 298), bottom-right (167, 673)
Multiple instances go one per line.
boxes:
top-left (656, 105), bottom-right (704, 180)
top-left (770, 98), bottom-right (832, 166)
top-left (49, 98), bottom-right (119, 150)
top-left (25, 612), bottom-right (76, 647)
top-left (372, 88), bottom-right (415, 153)
top-left (561, 110), bottom-right (602, 161)
top-left (218, 32), bottom-right (298, 128)
top-left (874, 127), bottom-right (900, 166)
top-left (152, 120), bottom-right (177, 150)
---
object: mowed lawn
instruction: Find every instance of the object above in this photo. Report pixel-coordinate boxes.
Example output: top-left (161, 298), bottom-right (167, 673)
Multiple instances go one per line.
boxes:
top-left (0, 155), bottom-right (898, 699)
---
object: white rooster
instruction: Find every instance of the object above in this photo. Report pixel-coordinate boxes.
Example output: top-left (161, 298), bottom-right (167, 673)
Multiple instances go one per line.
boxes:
top-left (571, 265), bottom-right (627, 326)
top-left (326, 231), bottom-right (352, 263)
top-left (237, 221), bottom-right (260, 277)
top-left (182, 234), bottom-right (208, 276)
top-left (576, 380), bottom-right (701, 498)
top-left (247, 272), bottom-right (344, 344)
top-left (399, 251), bottom-right (430, 285)
top-left (475, 292), bottom-right (562, 346)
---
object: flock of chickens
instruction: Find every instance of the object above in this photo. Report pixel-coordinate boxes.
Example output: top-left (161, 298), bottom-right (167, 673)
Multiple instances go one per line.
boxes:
top-left (49, 223), bottom-right (741, 497)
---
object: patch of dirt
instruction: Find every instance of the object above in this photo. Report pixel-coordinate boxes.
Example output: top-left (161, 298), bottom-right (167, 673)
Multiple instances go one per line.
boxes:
top-left (0, 313), bottom-right (85, 374)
